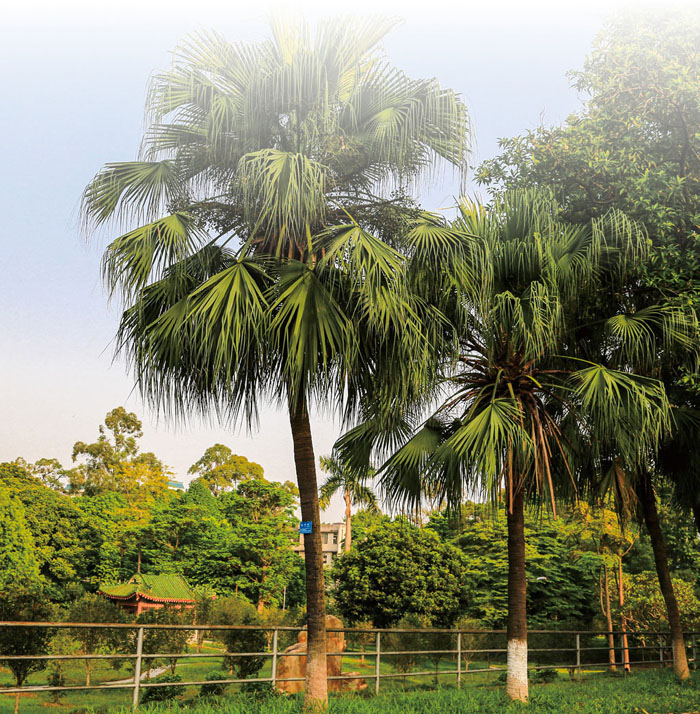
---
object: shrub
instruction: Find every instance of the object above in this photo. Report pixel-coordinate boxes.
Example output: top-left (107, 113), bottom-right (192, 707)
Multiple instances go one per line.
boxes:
top-left (240, 681), bottom-right (278, 700)
top-left (140, 673), bottom-right (184, 703)
top-left (532, 667), bottom-right (558, 683)
top-left (199, 670), bottom-right (230, 697)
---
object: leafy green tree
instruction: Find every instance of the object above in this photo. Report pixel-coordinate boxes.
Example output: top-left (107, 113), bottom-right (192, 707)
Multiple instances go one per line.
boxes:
top-left (12, 457), bottom-right (68, 492)
top-left (138, 607), bottom-right (193, 677)
top-left (67, 593), bottom-right (127, 685)
top-left (0, 462), bottom-right (101, 600)
top-left (319, 454), bottom-right (377, 552)
top-left (0, 485), bottom-right (41, 589)
top-left (616, 571), bottom-right (700, 635)
top-left (221, 476), bottom-right (300, 610)
top-left (0, 587), bottom-right (54, 714)
top-left (70, 407), bottom-right (169, 501)
top-left (80, 17), bottom-right (468, 707)
top-left (427, 502), bottom-right (598, 630)
top-left (212, 597), bottom-right (267, 679)
top-left (189, 445), bottom-right (263, 495)
top-left (331, 520), bottom-right (469, 628)
top-left (341, 191), bottom-right (676, 700)
top-left (385, 614), bottom-right (423, 687)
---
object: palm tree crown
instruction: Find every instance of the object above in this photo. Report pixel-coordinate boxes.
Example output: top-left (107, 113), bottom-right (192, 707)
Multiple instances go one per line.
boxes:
top-left (319, 454), bottom-right (377, 552)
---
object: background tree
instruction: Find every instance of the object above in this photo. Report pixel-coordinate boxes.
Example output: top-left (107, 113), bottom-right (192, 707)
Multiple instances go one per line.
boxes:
top-left (80, 16), bottom-right (469, 708)
top-left (0, 588), bottom-right (54, 714)
top-left (212, 597), bottom-right (267, 680)
top-left (69, 407), bottom-right (169, 501)
top-left (189, 445), bottom-right (263, 495)
top-left (0, 485), bottom-right (41, 589)
top-left (138, 607), bottom-right (193, 678)
top-left (66, 593), bottom-right (127, 685)
top-left (12, 457), bottom-right (68, 492)
top-left (1, 462), bottom-right (101, 600)
top-left (319, 454), bottom-right (377, 552)
top-left (221, 476), bottom-right (300, 610)
top-left (331, 520), bottom-right (469, 628)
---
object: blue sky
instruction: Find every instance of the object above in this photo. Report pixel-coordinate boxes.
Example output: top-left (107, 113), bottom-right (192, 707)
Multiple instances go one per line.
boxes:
top-left (1, 0), bottom-right (691, 517)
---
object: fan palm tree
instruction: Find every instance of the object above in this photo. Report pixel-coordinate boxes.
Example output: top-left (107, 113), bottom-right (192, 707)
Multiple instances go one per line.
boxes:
top-left (319, 454), bottom-right (377, 552)
top-left (80, 16), bottom-right (469, 708)
top-left (337, 191), bottom-right (682, 701)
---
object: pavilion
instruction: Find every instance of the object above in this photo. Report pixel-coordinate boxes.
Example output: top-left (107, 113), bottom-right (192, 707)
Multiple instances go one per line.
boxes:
top-left (99, 573), bottom-right (196, 615)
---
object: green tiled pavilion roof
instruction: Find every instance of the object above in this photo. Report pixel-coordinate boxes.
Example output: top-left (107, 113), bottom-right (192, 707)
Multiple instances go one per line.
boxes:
top-left (99, 573), bottom-right (195, 603)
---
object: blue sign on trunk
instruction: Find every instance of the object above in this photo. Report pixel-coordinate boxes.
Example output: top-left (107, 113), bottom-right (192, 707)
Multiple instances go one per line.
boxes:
top-left (299, 521), bottom-right (313, 534)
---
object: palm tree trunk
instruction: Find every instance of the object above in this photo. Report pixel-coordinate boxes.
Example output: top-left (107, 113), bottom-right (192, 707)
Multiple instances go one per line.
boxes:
top-left (637, 469), bottom-right (690, 680)
top-left (617, 557), bottom-right (631, 673)
top-left (506, 485), bottom-right (528, 702)
top-left (602, 565), bottom-right (616, 671)
top-left (344, 489), bottom-right (352, 553)
top-left (289, 396), bottom-right (328, 709)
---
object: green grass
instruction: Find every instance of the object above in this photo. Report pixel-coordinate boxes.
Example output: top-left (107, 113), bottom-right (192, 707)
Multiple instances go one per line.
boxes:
top-left (136, 670), bottom-right (700, 714)
top-left (2, 646), bottom-right (697, 714)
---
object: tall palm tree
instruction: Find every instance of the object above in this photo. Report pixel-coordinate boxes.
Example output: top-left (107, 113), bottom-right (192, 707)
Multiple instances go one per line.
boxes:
top-left (337, 191), bottom-right (679, 701)
top-left (80, 16), bottom-right (469, 708)
top-left (319, 454), bottom-right (377, 552)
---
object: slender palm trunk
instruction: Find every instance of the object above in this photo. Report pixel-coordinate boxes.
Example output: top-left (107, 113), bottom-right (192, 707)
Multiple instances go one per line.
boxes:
top-left (289, 397), bottom-right (328, 709)
top-left (344, 489), bottom-right (352, 553)
top-left (617, 557), bottom-right (630, 673)
top-left (602, 565), bottom-right (617, 671)
top-left (506, 485), bottom-right (528, 702)
top-left (637, 470), bottom-right (690, 680)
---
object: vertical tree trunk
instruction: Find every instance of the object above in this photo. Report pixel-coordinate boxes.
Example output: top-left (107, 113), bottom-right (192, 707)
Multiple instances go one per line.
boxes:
top-left (344, 489), bottom-right (352, 553)
top-left (602, 565), bottom-right (617, 671)
top-left (617, 557), bottom-right (630, 673)
top-left (638, 470), bottom-right (690, 680)
top-left (289, 397), bottom-right (328, 709)
top-left (14, 692), bottom-right (19, 714)
top-left (506, 485), bottom-right (528, 702)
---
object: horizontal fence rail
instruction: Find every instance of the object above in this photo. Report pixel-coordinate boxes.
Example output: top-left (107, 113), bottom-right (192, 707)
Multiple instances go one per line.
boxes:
top-left (0, 622), bottom-right (697, 710)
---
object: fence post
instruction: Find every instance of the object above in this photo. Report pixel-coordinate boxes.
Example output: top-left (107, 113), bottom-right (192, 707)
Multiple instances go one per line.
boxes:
top-left (374, 632), bottom-right (381, 696)
top-left (658, 634), bottom-right (664, 665)
top-left (132, 627), bottom-right (144, 712)
top-left (457, 632), bottom-right (462, 688)
top-left (270, 629), bottom-right (279, 688)
top-left (575, 633), bottom-right (581, 679)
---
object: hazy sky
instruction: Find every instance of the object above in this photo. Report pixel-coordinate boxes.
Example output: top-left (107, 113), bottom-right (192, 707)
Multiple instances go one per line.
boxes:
top-left (2, 0), bottom-right (695, 519)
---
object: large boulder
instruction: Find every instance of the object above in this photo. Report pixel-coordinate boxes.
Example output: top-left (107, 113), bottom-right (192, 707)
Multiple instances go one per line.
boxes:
top-left (275, 615), bottom-right (367, 693)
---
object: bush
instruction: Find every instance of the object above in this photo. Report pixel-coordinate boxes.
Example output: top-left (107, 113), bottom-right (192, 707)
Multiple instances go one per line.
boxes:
top-left (532, 667), bottom-right (558, 683)
top-left (240, 681), bottom-right (278, 700)
top-left (199, 670), bottom-right (230, 697)
top-left (140, 673), bottom-right (185, 703)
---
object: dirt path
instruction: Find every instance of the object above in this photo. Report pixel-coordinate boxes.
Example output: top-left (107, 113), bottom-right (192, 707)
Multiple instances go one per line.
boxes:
top-left (107, 665), bottom-right (170, 685)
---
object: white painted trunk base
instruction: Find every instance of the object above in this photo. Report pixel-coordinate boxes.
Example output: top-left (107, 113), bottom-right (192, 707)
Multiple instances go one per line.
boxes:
top-left (506, 638), bottom-right (528, 701)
